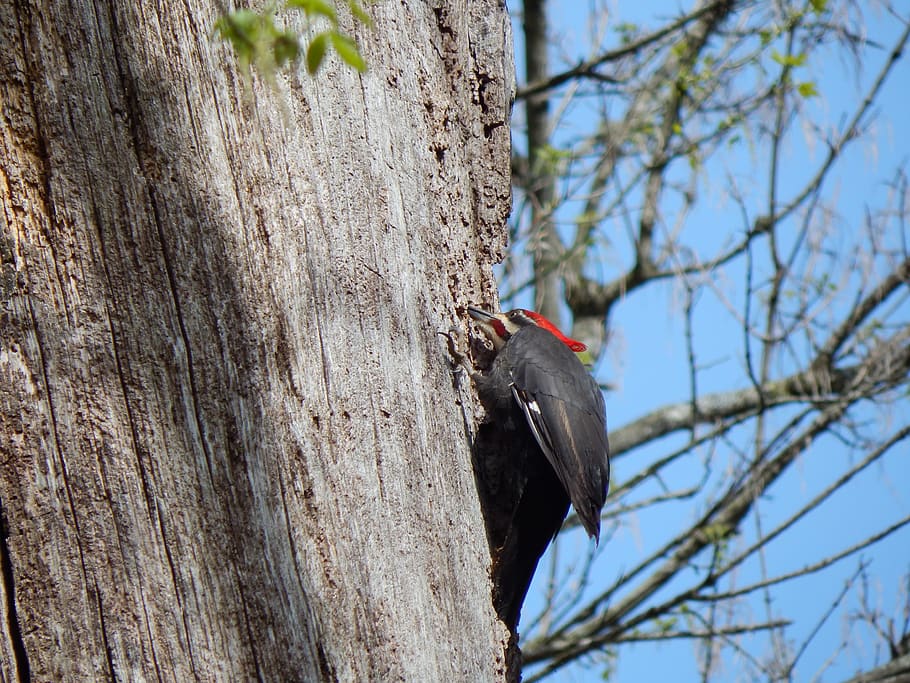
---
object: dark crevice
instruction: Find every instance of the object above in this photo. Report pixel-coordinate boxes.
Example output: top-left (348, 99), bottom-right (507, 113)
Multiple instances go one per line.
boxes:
top-left (315, 641), bottom-right (339, 683)
top-left (10, 0), bottom-right (71, 328)
top-left (0, 497), bottom-right (31, 683)
top-left (155, 499), bottom-right (199, 681)
top-left (94, 577), bottom-right (118, 681)
top-left (236, 583), bottom-right (265, 683)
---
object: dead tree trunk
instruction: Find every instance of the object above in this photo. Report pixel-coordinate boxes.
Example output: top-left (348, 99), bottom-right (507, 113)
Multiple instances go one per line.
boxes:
top-left (0, 0), bottom-right (514, 679)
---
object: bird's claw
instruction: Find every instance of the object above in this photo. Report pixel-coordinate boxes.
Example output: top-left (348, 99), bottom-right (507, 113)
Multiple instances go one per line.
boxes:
top-left (438, 326), bottom-right (469, 373)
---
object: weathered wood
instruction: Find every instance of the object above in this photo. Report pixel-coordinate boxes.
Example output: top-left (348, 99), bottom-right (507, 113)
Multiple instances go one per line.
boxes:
top-left (0, 0), bottom-right (514, 679)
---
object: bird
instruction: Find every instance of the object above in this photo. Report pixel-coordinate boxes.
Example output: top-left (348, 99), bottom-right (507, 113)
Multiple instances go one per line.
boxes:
top-left (463, 306), bottom-right (610, 631)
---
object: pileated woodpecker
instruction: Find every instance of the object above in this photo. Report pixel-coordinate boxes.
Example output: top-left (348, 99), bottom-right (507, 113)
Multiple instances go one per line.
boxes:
top-left (464, 306), bottom-right (610, 631)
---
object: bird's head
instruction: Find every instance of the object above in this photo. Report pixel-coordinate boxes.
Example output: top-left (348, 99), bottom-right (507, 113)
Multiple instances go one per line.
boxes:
top-left (468, 306), bottom-right (589, 354)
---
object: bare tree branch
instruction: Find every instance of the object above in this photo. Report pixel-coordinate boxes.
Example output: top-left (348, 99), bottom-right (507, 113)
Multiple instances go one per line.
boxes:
top-left (611, 333), bottom-right (910, 457)
top-left (838, 653), bottom-right (910, 683)
top-left (525, 396), bottom-right (852, 670)
top-left (507, 2), bottom-right (910, 680)
top-left (516, 0), bottom-right (739, 100)
top-left (613, 619), bottom-right (791, 644)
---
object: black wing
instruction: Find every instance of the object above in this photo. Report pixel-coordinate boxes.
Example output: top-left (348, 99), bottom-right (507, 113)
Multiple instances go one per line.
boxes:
top-left (507, 325), bottom-right (610, 541)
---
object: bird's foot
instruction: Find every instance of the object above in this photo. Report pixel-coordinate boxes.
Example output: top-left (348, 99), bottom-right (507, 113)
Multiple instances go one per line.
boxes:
top-left (438, 325), bottom-right (470, 376)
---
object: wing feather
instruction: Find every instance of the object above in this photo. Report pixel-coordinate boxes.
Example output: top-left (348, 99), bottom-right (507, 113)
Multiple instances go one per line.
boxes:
top-left (506, 326), bottom-right (610, 541)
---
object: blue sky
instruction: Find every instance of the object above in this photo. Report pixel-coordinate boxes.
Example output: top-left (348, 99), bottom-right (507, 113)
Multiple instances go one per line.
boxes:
top-left (504, 2), bottom-right (910, 681)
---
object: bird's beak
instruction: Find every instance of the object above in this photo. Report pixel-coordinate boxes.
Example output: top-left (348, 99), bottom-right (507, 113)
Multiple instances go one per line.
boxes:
top-left (468, 306), bottom-right (495, 322)
top-left (468, 306), bottom-right (508, 349)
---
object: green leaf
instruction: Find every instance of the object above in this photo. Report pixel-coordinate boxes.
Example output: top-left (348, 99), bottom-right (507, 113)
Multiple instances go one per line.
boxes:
top-left (286, 0), bottom-right (337, 21)
top-left (214, 10), bottom-right (276, 72)
top-left (771, 50), bottom-right (807, 68)
top-left (809, 0), bottom-right (827, 13)
top-left (575, 349), bottom-right (594, 369)
top-left (307, 32), bottom-right (329, 74)
top-left (537, 144), bottom-right (572, 163)
top-left (576, 210), bottom-right (599, 228)
top-left (330, 31), bottom-right (367, 71)
top-left (702, 523), bottom-right (733, 542)
top-left (215, 8), bottom-right (257, 34)
top-left (214, 9), bottom-right (261, 52)
top-left (759, 29), bottom-right (773, 46)
top-left (654, 616), bottom-right (678, 633)
top-left (215, 2), bottom-right (371, 77)
top-left (797, 81), bottom-right (819, 98)
top-left (273, 31), bottom-right (300, 66)
top-left (346, 0), bottom-right (372, 25)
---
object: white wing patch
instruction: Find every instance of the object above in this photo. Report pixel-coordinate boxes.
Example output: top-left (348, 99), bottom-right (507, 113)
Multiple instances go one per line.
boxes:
top-left (511, 385), bottom-right (547, 446)
top-left (510, 383), bottom-right (577, 499)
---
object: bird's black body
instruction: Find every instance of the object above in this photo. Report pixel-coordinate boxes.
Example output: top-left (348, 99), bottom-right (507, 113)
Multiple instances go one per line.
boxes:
top-left (468, 311), bottom-right (610, 632)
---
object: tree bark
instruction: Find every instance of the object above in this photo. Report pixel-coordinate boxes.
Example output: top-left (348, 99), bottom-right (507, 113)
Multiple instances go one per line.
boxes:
top-left (0, 0), bottom-right (514, 680)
